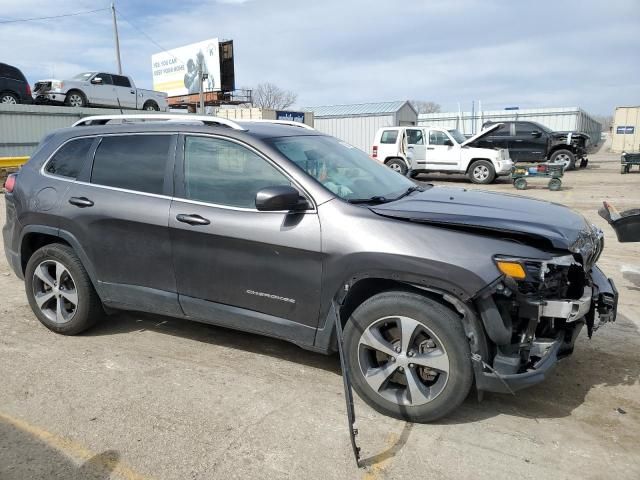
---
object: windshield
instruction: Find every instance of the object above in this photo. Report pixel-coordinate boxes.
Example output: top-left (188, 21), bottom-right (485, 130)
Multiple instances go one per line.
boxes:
top-left (71, 72), bottom-right (95, 81)
top-left (447, 129), bottom-right (467, 144)
top-left (267, 135), bottom-right (415, 201)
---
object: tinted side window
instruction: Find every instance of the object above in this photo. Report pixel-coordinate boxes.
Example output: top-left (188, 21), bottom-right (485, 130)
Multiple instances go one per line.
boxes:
top-left (112, 75), bottom-right (131, 87)
top-left (380, 130), bottom-right (398, 144)
top-left (407, 129), bottom-right (424, 145)
top-left (95, 73), bottom-right (113, 85)
top-left (91, 135), bottom-right (171, 194)
top-left (45, 137), bottom-right (94, 178)
top-left (516, 123), bottom-right (538, 135)
top-left (491, 124), bottom-right (511, 136)
top-left (429, 130), bottom-right (450, 146)
top-left (183, 136), bottom-right (290, 208)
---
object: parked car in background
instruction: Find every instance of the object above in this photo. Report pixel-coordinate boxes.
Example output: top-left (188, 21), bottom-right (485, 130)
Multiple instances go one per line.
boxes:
top-left (0, 62), bottom-right (33, 104)
top-left (33, 72), bottom-right (168, 111)
top-left (3, 114), bottom-right (617, 423)
top-left (372, 124), bottom-right (513, 184)
top-left (477, 120), bottom-right (590, 170)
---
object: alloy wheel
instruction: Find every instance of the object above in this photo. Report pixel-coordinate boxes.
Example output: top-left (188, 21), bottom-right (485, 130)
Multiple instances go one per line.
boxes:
top-left (32, 260), bottom-right (79, 324)
top-left (473, 164), bottom-right (489, 181)
top-left (390, 163), bottom-right (402, 173)
top-left (554, 153), bottom-right (571, 169)
top-left (357, 315), bottom-right (450, 406)
top-left (1, 95), bottom-right (17, 104)
top-left (68, 94), bottom-right (83, 107)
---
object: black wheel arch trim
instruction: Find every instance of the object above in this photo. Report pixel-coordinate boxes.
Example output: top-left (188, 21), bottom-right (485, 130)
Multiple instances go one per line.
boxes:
top-left (19, 225), bottom-right (102, 299)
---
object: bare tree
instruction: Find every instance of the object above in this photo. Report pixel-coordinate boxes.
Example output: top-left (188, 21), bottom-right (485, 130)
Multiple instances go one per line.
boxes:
top-left (410, 100), bottom-right (441, 114)
top-left (249, 82), bottom-right (298, 110)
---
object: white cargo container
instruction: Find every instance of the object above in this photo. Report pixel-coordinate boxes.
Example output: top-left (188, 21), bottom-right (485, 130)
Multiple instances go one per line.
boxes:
top-left (611, 106), bottom-right (640, 153)
top-left (302, 101), bottom-right (418, 154)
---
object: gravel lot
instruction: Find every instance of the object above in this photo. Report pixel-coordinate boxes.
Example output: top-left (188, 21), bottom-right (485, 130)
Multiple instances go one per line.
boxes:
top-left (1, 140), bottom-right (639, 480)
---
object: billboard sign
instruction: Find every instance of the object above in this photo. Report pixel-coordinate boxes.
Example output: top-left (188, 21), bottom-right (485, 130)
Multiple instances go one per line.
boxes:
top-left (152, 38), bottom-right (221, 97)
top-left (276, 111), bottom-right (305, 123)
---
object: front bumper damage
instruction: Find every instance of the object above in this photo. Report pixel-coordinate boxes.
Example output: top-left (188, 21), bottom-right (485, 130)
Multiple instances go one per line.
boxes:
top-left (473, 265), bottom-right (618, 394)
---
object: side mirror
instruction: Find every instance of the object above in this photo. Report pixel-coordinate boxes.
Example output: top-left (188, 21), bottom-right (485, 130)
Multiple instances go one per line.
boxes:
top-left (531, 130), bottom-right (542, 137)
top-left (443, 139), bottom-right (454, 146)
top-left (91, 77), bottom-right (103, 84)
top-left (255, 185), bottom-right (308, 211)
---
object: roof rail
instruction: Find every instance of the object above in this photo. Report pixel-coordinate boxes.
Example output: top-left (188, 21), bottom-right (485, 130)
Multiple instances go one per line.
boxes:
top-left (241, 119), bottom-right (315, 130)
top-left (72, 114), bottom-right (246, 130)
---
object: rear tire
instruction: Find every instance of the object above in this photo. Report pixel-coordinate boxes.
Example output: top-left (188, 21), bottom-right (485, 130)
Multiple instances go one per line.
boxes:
top-left (344, 291), bottom-right (473, 423)
top-left (385, 158), bottom-right (408, 176)
top-left (550, 149), bottom-right (576, 171)
top-left (468, 160), bottom-right (496, 184)
top-left (143, 101), bottom-right (159, 111)
top-left (0, 92), bottom-right (18, 104)
top-left (514, 177), bottom-right (527, 190)
top-left (548, 178), bottom-right (562, 191)
top-left (25, 244), bottom-right (103, 335)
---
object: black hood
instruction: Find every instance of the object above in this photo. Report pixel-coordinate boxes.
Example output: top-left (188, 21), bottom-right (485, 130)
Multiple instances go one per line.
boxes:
top-left (370, 186), bottom-right (590, 250)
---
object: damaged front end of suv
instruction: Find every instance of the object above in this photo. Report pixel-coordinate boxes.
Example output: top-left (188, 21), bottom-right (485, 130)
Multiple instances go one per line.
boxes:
top-left (473, 226), bottom-right (618, 393)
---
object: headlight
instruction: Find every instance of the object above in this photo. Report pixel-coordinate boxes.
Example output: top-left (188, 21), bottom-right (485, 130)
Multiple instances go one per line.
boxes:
top-left (494, 255), bottom-right (576, 281)
top-left (51, 81), bottom-right (63, 90)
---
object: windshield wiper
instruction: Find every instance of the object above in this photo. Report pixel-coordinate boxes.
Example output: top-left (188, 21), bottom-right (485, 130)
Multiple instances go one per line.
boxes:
top-left (392, 185), bottom-right (425, 201)
top-left (347, 196), bottom-right (389, 204)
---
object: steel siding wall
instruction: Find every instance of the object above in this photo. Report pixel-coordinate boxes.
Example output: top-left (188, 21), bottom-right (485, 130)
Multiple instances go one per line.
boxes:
top-left (313, 114), bottom-right (395, 153)
top-left (611, 106), bottom-right (640, 153)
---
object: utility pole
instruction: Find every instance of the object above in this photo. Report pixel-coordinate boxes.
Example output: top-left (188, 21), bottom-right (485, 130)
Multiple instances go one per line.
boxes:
top-left (111, 2), bottom-right (122, 74)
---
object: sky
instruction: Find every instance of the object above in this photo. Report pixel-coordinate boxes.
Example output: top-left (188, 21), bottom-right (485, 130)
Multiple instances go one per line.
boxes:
top-left (1, 0), bottom-right (639, 115)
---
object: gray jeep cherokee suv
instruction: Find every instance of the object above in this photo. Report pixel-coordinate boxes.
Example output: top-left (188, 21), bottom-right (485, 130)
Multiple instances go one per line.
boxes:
top-left (2, 115), bottom-right (618, 422)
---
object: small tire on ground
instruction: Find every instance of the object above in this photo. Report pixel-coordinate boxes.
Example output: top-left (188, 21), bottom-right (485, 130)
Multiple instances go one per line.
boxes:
top-left (468, 160), bottom-right (496, 184)
top-left (385, 158), bottom-right (408, 176)
top-left (548, 178), bottom-right (562, 191)
top-left (64, 90), bottom-right (86, 108)
top-left (409, 171), bottom-right (420, 179)
top-left (579, 158), bottom-right (588, 168)
top-left (343, 291), bottom-right (473, 423)
top-left (550, 149), bottom-right (576, 171)
top-left (514, 177), bottom-right (527, 190)
top-left (0, 92), bottom-right (19, 104)
top-left (621, 165), bottom-right (627, 174)
top-left (143, 101), bottom-right (159, 111)
top-left (24, 243), bottom-right (103, 335)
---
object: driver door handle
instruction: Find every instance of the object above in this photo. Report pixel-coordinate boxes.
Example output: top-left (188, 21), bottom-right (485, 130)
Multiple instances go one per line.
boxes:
top-left (176, 214), bottom-right (211, 226)
top-left (68, 196), bottom-right (94, 208)
top-left (426, 147), bottom-right (435, 150)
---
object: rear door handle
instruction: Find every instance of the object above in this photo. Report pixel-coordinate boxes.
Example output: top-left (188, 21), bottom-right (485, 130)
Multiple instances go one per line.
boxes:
top-left (68, 197), bottom-right (94, 208)
top-left (176, 214), bottom-right (210, 226)
top-left (426, 147), bottom-right (435, 150)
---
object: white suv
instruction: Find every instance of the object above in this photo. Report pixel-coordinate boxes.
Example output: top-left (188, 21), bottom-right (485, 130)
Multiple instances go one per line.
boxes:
top-left (372, 124), bottom-right (513, 184)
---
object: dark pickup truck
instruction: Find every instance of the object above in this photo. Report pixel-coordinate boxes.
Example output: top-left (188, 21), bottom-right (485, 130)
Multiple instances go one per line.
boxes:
top-left (477, 120), bottom-right (590, 170)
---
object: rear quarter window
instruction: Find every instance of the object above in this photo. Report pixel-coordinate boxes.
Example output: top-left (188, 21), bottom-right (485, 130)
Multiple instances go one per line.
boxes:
top-left (45, 137), bottom-right (94, 179)
top-left (91, 135), bottom-right (172, 195)
top-left (380, 130), bottom-right (399, 144)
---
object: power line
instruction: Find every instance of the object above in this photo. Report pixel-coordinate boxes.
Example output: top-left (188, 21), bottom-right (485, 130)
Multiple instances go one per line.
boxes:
top-left (115, 8), bottom-right (185, 65)
top-left (0, 7), bottom-right (109, 25)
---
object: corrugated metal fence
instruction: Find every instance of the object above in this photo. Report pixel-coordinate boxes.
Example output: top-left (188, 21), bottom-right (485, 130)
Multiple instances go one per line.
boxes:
top-left (418, 107), bottom-right (602, 146)
top-left (0, 104), bottom-right (145, 157)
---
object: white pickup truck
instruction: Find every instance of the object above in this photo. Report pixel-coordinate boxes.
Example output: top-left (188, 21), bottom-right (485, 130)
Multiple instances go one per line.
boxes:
top-left (33, 72), bottom-right (168, 111)
top-left (372, 124), bottom-right (513, 184)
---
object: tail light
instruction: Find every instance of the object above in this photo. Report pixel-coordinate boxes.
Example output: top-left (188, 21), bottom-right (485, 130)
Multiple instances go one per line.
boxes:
top-left (26, 83), bottom-right (32, 96)
top-left (4, 173), bottom-right (17, 193)
top-left (372, 146), bottom-right (378, 158)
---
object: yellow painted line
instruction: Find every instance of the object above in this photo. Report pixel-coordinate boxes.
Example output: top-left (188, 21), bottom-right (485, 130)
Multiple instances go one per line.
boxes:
top-left (362, 431), bottom-right (401, 480)
top-left (0, 411), bottom-right (153, 480)
top-left (0, 156), bottom-right (29, 168)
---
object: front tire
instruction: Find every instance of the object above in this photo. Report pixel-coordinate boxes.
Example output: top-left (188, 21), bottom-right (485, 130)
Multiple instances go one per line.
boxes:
top-left (344, 291), bottom-right (473, 422)
top-left (550, 149), bottom-right (576, 171)
top-left (385, 158), bottom-right (408, 176)
top-left (65, 90), bottom-right (86, 108)
top-left (468, 160), bottom-right (496, 184)
top-left (25, 244), bottom-right (103, 335)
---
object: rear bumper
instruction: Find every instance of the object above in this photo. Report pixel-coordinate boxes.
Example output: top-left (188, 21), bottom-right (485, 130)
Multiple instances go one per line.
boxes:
top-left (496, 159), bottom-right (513, 175)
